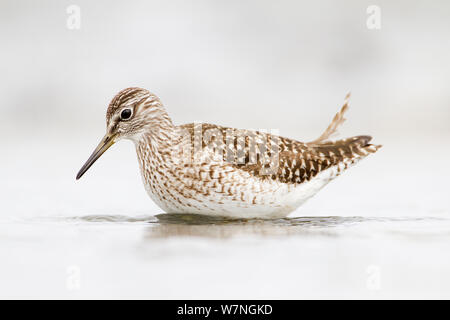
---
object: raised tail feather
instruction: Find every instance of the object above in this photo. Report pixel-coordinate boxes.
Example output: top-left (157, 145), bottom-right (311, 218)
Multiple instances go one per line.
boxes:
top-left (308, 93), bottom-right (381, 156)
top-left (309, 93), bottom-right (351, 145)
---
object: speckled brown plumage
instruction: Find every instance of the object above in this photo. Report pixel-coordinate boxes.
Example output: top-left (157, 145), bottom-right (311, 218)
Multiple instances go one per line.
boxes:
top-left (177, 123), bottom-right (379, 185)
top-left (77, 87), bottom-right (381, 218)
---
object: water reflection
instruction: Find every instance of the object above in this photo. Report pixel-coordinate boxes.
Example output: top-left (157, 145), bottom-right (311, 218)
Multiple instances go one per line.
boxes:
top-left (144, 214), bottom-right (369, 239)
top-left (57, 213), bottom-right (449, 239)
top-left (70, 214), bottom-right (154, 223)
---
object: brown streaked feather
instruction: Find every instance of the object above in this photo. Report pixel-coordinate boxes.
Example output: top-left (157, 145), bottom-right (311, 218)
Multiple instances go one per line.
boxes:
top-left (308, 93), bottom-right (350, 145)
top-left (264, 135), bottom-right (380, 184)
top-left (178, 122), bottom-right (381, 185)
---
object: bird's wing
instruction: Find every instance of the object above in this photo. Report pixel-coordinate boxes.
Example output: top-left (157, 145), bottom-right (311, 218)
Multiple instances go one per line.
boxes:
top-left (178, 123), bottom-right (380, 185)
top-left (229, 133), bottom-right (380, 184)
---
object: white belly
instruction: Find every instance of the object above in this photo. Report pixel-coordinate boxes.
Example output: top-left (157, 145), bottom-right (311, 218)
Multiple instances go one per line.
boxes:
top-left (141, 164), bottom-right (341, 219)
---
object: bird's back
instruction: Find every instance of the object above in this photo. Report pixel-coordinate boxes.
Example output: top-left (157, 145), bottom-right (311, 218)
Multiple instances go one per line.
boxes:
top-left (176, 122), bottom-right (380, 185)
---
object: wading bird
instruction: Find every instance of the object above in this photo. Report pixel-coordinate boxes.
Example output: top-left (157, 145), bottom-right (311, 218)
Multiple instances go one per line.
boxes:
top-left (76, 88), bottom-right (380, 218)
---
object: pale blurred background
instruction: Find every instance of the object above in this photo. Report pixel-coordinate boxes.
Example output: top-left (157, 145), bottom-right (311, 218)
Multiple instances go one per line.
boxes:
top-left (0, 0), bottom-right (449, 299)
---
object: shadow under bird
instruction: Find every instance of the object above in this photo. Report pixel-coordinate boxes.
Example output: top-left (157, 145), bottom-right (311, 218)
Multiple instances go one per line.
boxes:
top-left (76, 88), bottom-right (381, 219)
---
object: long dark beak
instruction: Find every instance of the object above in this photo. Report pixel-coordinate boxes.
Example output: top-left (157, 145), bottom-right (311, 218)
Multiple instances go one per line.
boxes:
top-left (76, 134), bottom-right (117, 180)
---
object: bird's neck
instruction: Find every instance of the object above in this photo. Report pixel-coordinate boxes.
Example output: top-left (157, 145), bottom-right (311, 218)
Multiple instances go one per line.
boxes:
top-left (134, 117), bottom-right (179, 165)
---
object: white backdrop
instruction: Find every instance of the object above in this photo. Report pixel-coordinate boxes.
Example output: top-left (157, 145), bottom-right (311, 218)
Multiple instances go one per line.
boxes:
top-left (1, 0), bottom-right (450, 299)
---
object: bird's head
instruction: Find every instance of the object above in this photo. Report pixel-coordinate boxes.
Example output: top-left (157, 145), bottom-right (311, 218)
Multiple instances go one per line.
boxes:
top-left (76, 87), bottom-right (172, 180)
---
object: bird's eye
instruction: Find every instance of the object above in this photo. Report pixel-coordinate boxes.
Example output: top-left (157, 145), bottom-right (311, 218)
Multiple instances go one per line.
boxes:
top-left (120, 108), bottom-right (132, 120)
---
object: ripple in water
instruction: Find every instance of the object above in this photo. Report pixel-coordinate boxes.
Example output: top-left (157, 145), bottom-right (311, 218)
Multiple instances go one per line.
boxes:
top-left (28, 213), bottom-right (449, 239)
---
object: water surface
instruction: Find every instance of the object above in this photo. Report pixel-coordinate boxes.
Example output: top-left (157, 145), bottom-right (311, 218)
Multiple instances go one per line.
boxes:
top-left (2, 212), bottom-right (450, 299)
